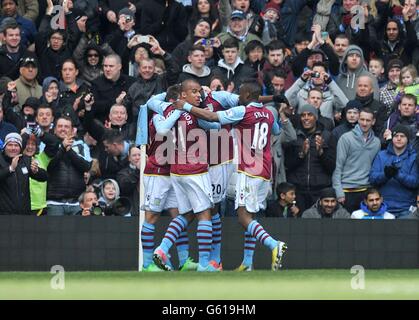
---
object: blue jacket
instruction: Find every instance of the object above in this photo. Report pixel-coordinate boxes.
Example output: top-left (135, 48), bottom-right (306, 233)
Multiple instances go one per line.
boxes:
top-left (369, 143), bottom-right (419, 215)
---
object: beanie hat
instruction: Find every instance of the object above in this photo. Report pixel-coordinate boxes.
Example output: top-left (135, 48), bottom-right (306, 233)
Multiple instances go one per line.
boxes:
top-left (22, 97), bottom-right (41, 112)
top-left (4, 132), bottom-right (22, 148)
top-left (345, 45), bottom-right (363, 58)
top-left (262, 2), bottom-right (280, 15)
top-left (345, 100), bottom-right (362, 112)
top-left (299, 104), bottom-right (318, 120)
top-left (392, 124), bottom-right (411, 141)
top-left (319, 187), bottom-right (337, 200)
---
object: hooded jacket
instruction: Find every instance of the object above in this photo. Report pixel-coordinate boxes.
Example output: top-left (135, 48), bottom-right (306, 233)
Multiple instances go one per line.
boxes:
top-left (369, 143), bottom-right (419, 216)
top-left (40, 76), bottom-right (60, 110)
top-left (302, 200), bottom-right (351, 219)
top-left (212, 57), bottom-right (257, 93)
top-left (332, 105), bottom-right (358, 141)
top-left (336, 45), bottom-right (380, 101)
top-left (351, 201), bottom-right (395, 219)
top-left (177, 64), bottom-right (213, 87)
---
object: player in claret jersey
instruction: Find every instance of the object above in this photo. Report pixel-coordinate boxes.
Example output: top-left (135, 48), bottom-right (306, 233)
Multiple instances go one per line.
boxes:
top-left (174, 81), bottom-right (288, 271)
top-left (141, 85), bottom-right (199, 272)
top-left (153, 79), bottom-right (222, 272)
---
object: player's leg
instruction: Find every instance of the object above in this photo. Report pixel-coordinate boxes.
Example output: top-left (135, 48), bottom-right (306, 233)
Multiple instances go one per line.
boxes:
top-left (141, 211), bottom-right (160, 270)
top-left (236, 174), bottom-right (287, 270)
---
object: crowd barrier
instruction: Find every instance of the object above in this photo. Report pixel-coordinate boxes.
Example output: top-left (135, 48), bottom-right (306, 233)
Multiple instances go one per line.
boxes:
top-left (0, 216), bottom-right (418, 271)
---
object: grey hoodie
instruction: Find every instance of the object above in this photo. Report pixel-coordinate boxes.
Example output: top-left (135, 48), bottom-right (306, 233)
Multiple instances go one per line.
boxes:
top-left (336, 45), bottom-right (379, 101)
top-left (332, 124), bottom-right (380, 199)
top-left (99, 179), bottom-right (121, 205)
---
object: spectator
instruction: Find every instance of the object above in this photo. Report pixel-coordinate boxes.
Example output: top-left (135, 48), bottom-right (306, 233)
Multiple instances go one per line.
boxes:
top-left (46, 116), bottom-right (92, 216)
top-left (0, 103), bottom-right (17, 140)
top-left (57, 58), bottom-right (90, 130)
top-left (333, 108), bottom-right (381, 214)
top-left (336, 45), bottom-right (380, 101)
top-left (0, 132), bottom-right (47, 215)
top-left (73, 35), bottom-right (115, 85)
top-left (266, 182), bottom-right (300, 218)
top-left (98, 178), bottom-right (121, 209)
top-left (14, 56), bottom-right (42, 108)
top-left (39, 76), bottom-right (60, 111)
top-left (369, 58), bottom-right (387, 89)
top-left (380, 59), bottom-right (404, 117)
top-left (292, 24), bottom-right (340, 78)
top-left (105, 7), bottom-right (137, 74)
top-left (22, 129), bottom-right (57, 216)
top-left (332, 100), bottom-right (361, 141)
top-left (117, 145), bottom-right (141, 216)
top-left (212, 37), bottom-right (256, 93)
top-left (396, 65), bottom-right (419, 101)
top-left (188, 0), bottom-right (221, 35)
top-left (370, 124), bottom-right (419, 218)
top-left (0, 23), bottom-right (33, 80)
top-left (138, 0), bottom-right (188, 52)
top-left (217, 10), bottom-right (262, 61)
top-left (284, 104), bottom-right (337, 212)
top-left (171, 18), bottom-right (212, 70)
top-left (34, 0), bottom-right (81, 82)
top-left (99, 128), bottom-right (130, 180)
top-left (260, 2), bottom-right (285, 45)
top-left (177, 45), bottom-right (214, 86)
top-left (367, 14), bottom-right (417, 67)
top-left (286, 61), bottom-right (348, 121)
top-left (351, 188), bottom-right (395, 219)
top-left (382, 94), bottom-right (418, 148)
top-left (77, 189), bottom-right (99, 216)
top-left (91, 54), bottom-right (135, 123)
top-left (0, 0), bottom-right (38, 23)
top-left (353, 75), bottom-right (387, 136)
top-left (302, 187), bottom-right (351, 219)
top-left (243, 39), bottom-right (265, 74)
top-left (0, 0), bottom-right (37, 47)
top-left (219, 0), bottom-right (264, 38)
top-left (260, 40), bottom-right (293, 90)
top-left (333, 34), bottom-right (349, 65)
top-left (403, 190), bottom-right (419, 219)
top-left (124, 37), bottom-right (177, 123)
top-left (263, 68), bottom-right (286, 96)
top-left (35, 104), bottom-right (54, 135)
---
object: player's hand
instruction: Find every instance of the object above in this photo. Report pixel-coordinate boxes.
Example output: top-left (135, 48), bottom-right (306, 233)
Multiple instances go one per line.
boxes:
top-left (173, 99), bottom-right (186, 110)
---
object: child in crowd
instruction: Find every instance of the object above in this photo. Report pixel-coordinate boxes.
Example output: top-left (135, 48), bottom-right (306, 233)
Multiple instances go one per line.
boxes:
top-left (395, 65), bottom-right (419, 103)
top-left (369, 58), bottom-right (387, 88)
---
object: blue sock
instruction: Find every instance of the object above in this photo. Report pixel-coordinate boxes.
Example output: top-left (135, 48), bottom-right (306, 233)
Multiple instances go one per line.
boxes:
top-left (210, 213), bottom-right (222, 264)
top-left (247, 220), bottom-right (277, 251)
top-left (141, 222), bottom-right (155, 268)
top-left (160, 215), bottom-right (188, 254)
top-left (243, 231), bottom-right (256, 267)
top-left (176, 230), bottom-right (189, 267)
top-left (197, 220), bottom-right (212, 267)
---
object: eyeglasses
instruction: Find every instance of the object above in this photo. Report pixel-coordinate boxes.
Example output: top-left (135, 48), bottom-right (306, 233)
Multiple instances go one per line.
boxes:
top-left (88, 54), bottom-right (99, 58)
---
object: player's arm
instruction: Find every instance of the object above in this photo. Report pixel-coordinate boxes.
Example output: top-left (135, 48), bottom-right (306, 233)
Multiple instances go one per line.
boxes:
top-left (153, 110), bottom-right (183, 136)
top-left (210, 91), bottom-right (239, 109)
top-left (146, 93), bottom-right (168, 114)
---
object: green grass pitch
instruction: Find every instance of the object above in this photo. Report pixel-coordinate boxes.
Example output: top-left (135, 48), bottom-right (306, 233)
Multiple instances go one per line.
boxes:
top-left (2, 270), bottom-right (419, 300)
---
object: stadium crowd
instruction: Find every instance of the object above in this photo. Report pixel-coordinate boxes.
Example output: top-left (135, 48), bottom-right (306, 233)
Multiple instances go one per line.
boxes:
top-left (0, 0), bottom-right (418, 270)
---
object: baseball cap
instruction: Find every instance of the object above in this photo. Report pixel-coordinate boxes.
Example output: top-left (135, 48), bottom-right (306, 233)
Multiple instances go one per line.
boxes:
top-left (20, 56), bottom-right (38, 68)
top-left (231, 10), bottom-right (246, 20)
